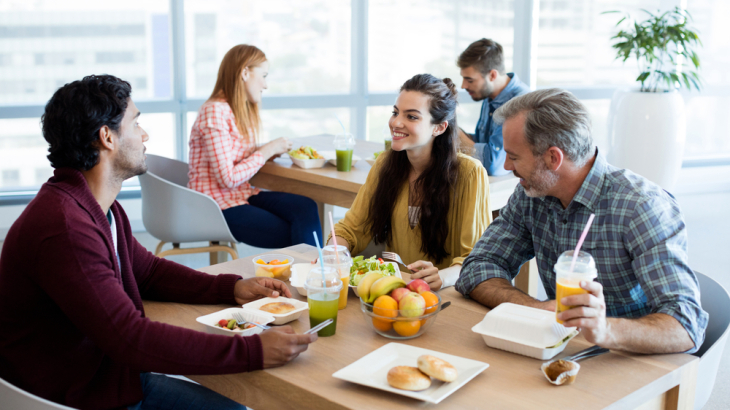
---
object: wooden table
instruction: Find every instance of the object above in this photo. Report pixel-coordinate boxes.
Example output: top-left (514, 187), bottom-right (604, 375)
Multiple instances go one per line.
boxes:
top-left (144, 244), bottom-right (698, 410)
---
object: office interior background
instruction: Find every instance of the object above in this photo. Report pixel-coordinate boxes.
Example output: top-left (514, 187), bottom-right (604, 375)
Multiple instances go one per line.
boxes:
top-left (0, 0), bottom-right (729, 408)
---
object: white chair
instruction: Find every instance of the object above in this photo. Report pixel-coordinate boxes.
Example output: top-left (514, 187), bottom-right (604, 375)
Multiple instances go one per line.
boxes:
top-left (0, 377), bottom-right (76, 409)
top-left (693, 271), bottom-right (730, 410)
top-left (139, 154), bottom-right (239, 264)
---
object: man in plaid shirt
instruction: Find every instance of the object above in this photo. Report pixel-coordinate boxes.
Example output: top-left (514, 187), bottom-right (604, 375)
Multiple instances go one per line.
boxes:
top-left (457, 89), bottom-right (708, 354)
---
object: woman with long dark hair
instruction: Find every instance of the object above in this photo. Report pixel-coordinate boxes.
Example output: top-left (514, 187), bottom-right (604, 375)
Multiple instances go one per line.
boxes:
top-left (188, 44), bottom-right (322, 248)
top-left (329, 74), bottom-right (492, 290)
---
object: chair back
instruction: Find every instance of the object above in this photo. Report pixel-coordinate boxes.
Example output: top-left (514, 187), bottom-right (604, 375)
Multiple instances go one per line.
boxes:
top-left (0, 377), bottom-right (76, 409)
top-left (693, 271), bottom-right (730, 410)
top-left (139, 154), bottom-right (237, 244)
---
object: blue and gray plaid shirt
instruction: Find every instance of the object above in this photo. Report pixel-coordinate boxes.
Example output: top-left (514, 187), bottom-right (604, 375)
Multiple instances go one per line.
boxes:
top-left (457, 150), bottom-right (708, 353)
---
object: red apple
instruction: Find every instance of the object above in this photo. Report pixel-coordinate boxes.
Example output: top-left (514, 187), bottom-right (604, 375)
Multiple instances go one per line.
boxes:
top-left (399, 292), bottom-right (426, 317)
top-left (406, 279), bottom-right (430, 294)
top-left (390, 287), bottom-right (410, 303)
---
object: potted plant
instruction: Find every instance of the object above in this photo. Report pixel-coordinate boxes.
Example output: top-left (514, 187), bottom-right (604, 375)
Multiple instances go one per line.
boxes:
top-left (605, 7), bottom-right (702, 191)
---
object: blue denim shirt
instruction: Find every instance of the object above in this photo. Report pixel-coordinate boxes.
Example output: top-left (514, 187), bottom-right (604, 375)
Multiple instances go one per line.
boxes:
top-left (456, 150), bottom-right (708, 353)
top-left (473, 73), bottom-right (530, 176)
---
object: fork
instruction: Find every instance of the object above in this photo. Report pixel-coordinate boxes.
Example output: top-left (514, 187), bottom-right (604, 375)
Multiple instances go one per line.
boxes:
top-left (382, 251), bottom-right (409, 269)
top-left (562, 345), bottom-right (610, 362)
top-left (232, 312), bottom-right (270, 330)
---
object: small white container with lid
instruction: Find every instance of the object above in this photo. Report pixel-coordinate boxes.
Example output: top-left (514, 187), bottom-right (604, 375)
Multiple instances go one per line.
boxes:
top-left (471, 303), bottom-right (578, 360)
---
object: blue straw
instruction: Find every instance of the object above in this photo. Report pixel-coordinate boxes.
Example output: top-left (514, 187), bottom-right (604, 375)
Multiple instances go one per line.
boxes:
top-left (333, 114), bottom-right (346, 134)
top-left (312, 231), bottom-right (326, 288)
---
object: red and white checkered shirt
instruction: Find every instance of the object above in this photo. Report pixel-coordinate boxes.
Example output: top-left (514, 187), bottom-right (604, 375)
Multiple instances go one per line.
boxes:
top-left (188, 100), bottom-right (265, 210)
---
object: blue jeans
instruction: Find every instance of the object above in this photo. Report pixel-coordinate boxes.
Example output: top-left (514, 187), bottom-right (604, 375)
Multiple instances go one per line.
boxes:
top-left (128, 373), bottom-right (245, 410)
top-left (222, 191), bottom-right (322, 248)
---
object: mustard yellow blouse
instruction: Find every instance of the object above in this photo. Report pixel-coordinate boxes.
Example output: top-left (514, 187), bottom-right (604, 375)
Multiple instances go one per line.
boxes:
top-left (333, 152), bottom-right (492, 270)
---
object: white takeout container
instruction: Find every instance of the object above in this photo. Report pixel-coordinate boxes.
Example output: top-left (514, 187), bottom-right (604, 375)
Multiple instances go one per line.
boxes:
top-left (196, 308), bottom-right (275, 337)
top-left (471, 303), bottom-right (578, 360)
top-left (289, 155), bottom-right (326, 169)
top-left (242, 296), bottom-right (309, 325)
top-left (290, 263), bottom-right (311, 296)
top-left (349, 262), bottom-right (401, 297)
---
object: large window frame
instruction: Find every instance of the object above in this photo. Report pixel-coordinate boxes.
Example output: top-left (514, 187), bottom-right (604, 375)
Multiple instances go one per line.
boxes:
top-left (1, 0), bottom-right (727, 204)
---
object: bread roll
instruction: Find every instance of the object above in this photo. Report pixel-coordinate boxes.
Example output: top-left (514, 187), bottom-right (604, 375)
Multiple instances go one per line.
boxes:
top-left (417, 355), bottom-right (458, 382)
top-left (259, 302), bottom-right (296, 314)
top-left (386, 366), bottom-right (431, 391)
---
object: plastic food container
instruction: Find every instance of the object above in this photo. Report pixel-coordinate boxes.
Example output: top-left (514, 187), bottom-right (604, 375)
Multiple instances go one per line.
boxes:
top-left (289, 155), bottom-right (327, 169)
top-left (242, 296), bottom-right (309, 325)
top-left (290, 263), bottom-right (311, 296)
top-left (471, 303), bottom-right (578, 360)
top-left (350, 262), bottom-right (401, 297)
top-left (196, 308), bottom-right (275, 337)
top-left (252, 254), bottom-right (293, 280)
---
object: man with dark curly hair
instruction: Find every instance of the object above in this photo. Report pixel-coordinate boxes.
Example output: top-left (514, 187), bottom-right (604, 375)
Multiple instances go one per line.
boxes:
top-left (0, 75), bottom-right (316, 410)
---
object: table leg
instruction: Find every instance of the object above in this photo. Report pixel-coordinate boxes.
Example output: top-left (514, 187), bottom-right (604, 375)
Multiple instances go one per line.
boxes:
top-left (664, 358), bottom-right (698, 410)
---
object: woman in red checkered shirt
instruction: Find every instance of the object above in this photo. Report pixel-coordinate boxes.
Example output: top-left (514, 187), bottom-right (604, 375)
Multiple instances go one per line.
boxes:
top-left (188, 45), bottom-right (322, 248)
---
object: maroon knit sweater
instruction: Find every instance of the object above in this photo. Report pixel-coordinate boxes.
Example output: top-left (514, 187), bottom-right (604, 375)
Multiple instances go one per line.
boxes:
top-left (0, 168), bottom-right (264, 409)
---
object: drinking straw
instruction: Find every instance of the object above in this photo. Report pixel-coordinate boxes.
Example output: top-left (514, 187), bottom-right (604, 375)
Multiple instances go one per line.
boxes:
top-left (333, 114), bottom-right (346, 134)
top-left (570, 213), bottom-right (595, 273)
top-left (328, 211), bottom-right (338, 254)
top-left (313, 231), bottom-right (326, 288)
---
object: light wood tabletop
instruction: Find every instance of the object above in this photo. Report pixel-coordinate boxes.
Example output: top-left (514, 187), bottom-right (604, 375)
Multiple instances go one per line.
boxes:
top-left (143, 244), bottom-right (698, 410)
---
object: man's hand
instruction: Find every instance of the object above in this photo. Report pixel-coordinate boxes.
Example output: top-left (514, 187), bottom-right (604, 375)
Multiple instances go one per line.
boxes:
top-left (234, 277), bottom-right (292, 305)
top-left (408, 261), bottom-right (441, 291)
top-left (259, 326), bottom-right (317, 368)
top-left (557, 281), bottom-right (611, 346)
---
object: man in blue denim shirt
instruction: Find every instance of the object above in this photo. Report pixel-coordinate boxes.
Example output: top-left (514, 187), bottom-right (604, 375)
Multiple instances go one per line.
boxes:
top-left (456, 89), bottom-right (707, 354)
top-left (457, 38), bottom-right (530, 175)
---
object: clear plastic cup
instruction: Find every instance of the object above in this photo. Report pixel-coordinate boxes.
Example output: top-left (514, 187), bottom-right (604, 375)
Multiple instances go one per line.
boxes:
top-left (334, 133), bottom-right (355, 172)
top-left (322, 245), bottom-right (352, 310)
top-left (555, 250), bottom-right (597, 324)
top-left (303, 267), bottom-right (342, 336)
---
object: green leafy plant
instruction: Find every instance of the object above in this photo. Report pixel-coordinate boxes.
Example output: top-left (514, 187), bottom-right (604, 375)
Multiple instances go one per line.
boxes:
top-left (604, 7), bottom-right (702, 92)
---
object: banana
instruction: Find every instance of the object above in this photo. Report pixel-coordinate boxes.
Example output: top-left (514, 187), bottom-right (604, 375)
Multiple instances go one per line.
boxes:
top-left (357, 271), bottom-right (386, 302)
top-left (366, 276), bottom-right (407, 304)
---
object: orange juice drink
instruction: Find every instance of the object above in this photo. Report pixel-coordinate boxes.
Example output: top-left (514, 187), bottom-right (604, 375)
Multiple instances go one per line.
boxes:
top-left (322, 245), bottom-right (352, 310)
top-left (554, 250), bottom-right (597, 324)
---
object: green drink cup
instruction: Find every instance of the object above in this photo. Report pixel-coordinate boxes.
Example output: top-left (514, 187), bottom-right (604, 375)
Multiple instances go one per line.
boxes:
top-left (303, 267), bottom-right (342, 337)
top-left (333, 133), bottom-right (356, 172)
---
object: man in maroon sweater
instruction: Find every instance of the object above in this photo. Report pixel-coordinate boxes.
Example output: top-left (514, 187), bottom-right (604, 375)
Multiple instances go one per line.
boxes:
top-left (0, 75), bottom-right (317, 410)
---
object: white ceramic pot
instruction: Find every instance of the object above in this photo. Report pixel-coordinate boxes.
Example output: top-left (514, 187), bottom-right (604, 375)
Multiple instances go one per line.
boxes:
top-left (607, 88), bottom-right (686, 192)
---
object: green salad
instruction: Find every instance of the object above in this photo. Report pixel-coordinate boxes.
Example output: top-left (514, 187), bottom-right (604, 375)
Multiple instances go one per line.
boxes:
top-left (349, 255), bottom-right (397, 286)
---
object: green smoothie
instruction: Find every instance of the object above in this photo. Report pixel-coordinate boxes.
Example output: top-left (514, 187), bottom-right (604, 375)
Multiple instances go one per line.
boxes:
top-left (308, 292), bottom-right (339, 336)
top-left (335, 149), bottom-right (353, 172)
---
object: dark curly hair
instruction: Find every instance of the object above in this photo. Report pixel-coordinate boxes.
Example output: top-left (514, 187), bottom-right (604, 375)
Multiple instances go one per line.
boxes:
top-left (366, 74), bottom-right (460, 264)
top-left (42, 75), bottom-right (132, 170)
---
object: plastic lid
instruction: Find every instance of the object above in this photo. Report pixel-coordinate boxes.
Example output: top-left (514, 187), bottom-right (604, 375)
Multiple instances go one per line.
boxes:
top-left (303, 267), bottom-right (342, 293)
top-left (474, 303), bottom-right (576, 348)
top-left (555, 250), bottom-right (597, 279)
top-left (333, 133), bottom-right (355, 149)
top-left (322, 245), bottom-right (352, 265)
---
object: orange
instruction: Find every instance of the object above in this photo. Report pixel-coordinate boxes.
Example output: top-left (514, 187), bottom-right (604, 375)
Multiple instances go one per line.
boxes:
top-left (420, 291), bottom-right (439, 314)
top-left (269, 259), bottom-right (280, 265)
top-left (256, 259), bottom-right (265, 264)
top-left (393, 319), bottom-right (421, 337)
top-left (372, 318), bottom-right (393, 332)
top-left (373, 295), bottom-right (398, 322)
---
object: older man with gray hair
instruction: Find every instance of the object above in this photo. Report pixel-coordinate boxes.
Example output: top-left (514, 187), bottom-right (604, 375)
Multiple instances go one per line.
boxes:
top-left (456, 88), bottom-right (708, 354)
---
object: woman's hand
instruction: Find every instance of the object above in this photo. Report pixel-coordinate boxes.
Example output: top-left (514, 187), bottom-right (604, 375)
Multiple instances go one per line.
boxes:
top-left (259, 137), bottom-right (293, 160)
top-left (407, 260), bottom-right (441, 291)
top-left (234, 277), bottom-right (292, 305)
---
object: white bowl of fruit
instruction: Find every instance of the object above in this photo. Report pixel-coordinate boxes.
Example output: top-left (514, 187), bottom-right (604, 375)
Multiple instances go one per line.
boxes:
top-left (253, 254), bottom-right (293, 280)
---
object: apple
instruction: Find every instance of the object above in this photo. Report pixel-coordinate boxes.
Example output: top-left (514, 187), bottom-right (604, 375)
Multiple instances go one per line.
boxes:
top-left (390, 287), bottom-right (410, 303)
top-left (406, 279), bottom-right (430, 294)
top-left (399, 292), bottom-right (426, 317)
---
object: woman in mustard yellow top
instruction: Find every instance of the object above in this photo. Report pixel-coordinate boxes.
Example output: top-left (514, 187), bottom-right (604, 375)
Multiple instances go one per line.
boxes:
top-left (329, 74), bottom-right (492, 290)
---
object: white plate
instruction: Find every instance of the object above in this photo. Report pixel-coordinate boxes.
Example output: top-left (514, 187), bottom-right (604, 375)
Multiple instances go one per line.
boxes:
top-left (332, 342), bottom-right (489, 404)
top-left (241, 296), bottom-right (309, 325)
top-left (196, 308), bottom-right (275, 337)
top-left (349, 262), bottom-right (401, 298)
top-left (319, 150), bottom-right (362, 167)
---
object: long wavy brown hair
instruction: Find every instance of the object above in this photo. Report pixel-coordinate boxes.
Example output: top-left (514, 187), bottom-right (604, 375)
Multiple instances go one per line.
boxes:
top-left (209, 44), bottom-right (266, 143)
top-left (366, 74), bottom-right (460, 264)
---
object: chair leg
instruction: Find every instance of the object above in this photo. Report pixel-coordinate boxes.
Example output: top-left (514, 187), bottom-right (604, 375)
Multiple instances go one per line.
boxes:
top-left (156, 243), bottom-right (238, 261)
top-left (155, 241), bottom-right (166, 256)
top-left (209, 241), bottom-right (219, 265)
